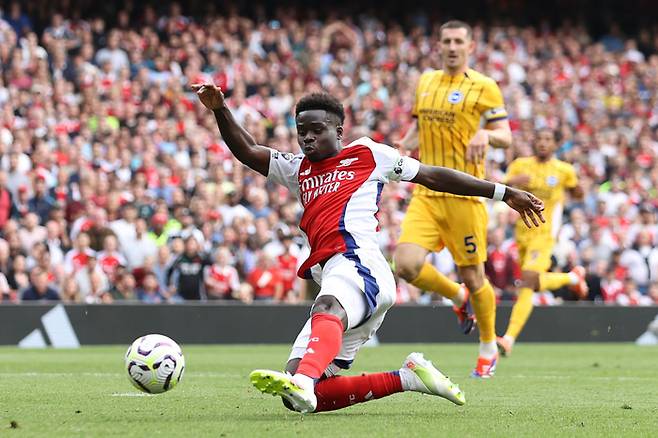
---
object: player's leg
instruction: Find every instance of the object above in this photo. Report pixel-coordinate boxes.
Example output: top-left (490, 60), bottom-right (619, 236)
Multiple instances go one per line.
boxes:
top-left (499, 241), bottom-right (553, 356)
top-left (442, 199), bottom-right (497, 376)
top-left (255, 252), bottom-right (465, 413)
top-left (498, 269), bottom-right (539, 356)
top-left (540, 268), bottom-right (588, 298)
top-left (457, 264), bottom-right (498, 377)
top-left (250, 294), bottom-right (348, 413)
top-left (283, 329), bottom-right (465, 411)
top-left (395, 196), bottom-right (472, 333)
top-left (395, 196), bottom-right (466, 306)
top-left (251, 253), bottom-right (372, 412)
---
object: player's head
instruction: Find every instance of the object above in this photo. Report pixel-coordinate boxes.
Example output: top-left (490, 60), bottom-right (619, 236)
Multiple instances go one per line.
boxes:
top-left (439, 20), bottom-right (474, 73)
top-left (534, 128), bottom-right (557, 160)
top-left (295, 93), bottom-right (345, 162)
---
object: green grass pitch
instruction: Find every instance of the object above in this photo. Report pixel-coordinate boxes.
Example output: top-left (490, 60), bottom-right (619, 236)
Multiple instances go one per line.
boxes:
top-left (1, 343), bottom-right (657, 437)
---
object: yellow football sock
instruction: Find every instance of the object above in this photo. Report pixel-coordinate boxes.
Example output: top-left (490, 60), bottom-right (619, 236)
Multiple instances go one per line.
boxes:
top-left (539, 272), bottom-right (572, 291)
top-left (505, 287), bottom-right (534, 340)
top-left (471, 281), bottom-right (496, 343)
top-left (411, 263), bottom-right (461, 300)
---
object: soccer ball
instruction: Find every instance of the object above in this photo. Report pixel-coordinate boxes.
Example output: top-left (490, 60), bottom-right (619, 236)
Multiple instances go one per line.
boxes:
top-left (125, 334), bottom-right (185, 394)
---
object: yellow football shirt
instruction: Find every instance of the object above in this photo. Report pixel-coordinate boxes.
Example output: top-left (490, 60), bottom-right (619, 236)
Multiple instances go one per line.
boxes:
top-left (505, 157), bottom-right (578, 240)
top-left (412, 68), bottom-right (507, 197)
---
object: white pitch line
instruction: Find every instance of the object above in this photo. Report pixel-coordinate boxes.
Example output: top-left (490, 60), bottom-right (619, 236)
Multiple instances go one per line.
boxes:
top-left (0, 372), bottom-right (241, 378)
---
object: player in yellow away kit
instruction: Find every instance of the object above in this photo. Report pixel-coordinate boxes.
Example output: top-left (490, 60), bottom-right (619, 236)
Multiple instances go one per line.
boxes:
top-left (394, 20), bottom-right (513, 378)
top-left (496, 128), bottom-right (587, 357)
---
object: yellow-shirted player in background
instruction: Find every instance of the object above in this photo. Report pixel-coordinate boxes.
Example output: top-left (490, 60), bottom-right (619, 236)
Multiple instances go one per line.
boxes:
top-left (394, 20), bottom-right (513, 378)
top-left (496, 128), bottom-right (587, 356)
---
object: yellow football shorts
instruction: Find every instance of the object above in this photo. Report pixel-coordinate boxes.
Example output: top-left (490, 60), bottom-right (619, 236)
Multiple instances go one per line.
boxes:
top-left (517, 234), bottom-right (554, 273)
top-left (398, 195), bottom-right (488, 266)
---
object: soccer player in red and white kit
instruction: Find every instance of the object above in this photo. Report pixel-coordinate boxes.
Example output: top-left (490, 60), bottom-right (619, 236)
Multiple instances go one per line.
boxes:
top-left (194, 84), bottom-right (545, 414)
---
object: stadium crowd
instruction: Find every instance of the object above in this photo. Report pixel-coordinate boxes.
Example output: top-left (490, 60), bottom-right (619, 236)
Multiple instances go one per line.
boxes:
top-left (1, 1), bottom-right (658, 306)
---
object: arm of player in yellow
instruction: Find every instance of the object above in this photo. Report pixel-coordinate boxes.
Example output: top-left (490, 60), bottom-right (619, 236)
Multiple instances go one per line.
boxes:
top-left (504, 160), bottom-right (531, 189)
top-left (564, 163), bottom-right (584, 200)
top-left (395, 121), bottom-right (419, 151)
top-left (482, 119), bottom-right (512, 149)
top-left (480, 80), bottom-right (512, 149)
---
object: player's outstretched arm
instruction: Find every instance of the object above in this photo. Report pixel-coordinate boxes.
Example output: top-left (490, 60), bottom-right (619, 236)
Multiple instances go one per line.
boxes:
top-left (192, 83), bottom-right (270, 176)
top-left (412, 164), bottom-right (545, 228)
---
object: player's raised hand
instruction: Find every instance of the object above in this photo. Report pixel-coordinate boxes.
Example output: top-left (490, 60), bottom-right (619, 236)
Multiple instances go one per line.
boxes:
top-left (503, 187), bottom-right (545, 228)
top-left (466, 129), bottom-right (488, 162)
top-left (191, 83), bottom-right (225, 110)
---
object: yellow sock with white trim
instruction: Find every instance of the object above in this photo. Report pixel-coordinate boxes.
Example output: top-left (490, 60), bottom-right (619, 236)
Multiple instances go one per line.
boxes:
top-left (505, 287), bottom-right (534, 340)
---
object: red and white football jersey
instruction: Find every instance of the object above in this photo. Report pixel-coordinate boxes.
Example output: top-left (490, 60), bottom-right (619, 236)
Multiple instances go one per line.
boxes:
top-left (204, 264), bottom-right (240, 297)
top-left (63, 248), bottom-right (96, 274)
top-left (97, 251), bottom-right (127, 278)
top-left (267, 137), bottom-right (420, 278)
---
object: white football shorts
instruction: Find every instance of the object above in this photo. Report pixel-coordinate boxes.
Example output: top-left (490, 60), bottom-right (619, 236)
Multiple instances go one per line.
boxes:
top-left (288, 249), bottom-right (396, 373)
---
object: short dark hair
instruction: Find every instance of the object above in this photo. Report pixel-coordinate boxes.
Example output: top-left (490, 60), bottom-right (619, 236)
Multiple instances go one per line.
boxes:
top-left (538, 127), bottom-right (559, 142)
top-left (440, 20), bottom-right (473, 40)
top-left (295, 93), bottom-right (345, 125)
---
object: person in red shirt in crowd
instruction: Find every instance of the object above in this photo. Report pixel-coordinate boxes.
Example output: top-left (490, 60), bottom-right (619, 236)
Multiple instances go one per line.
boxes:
top-left (97, 234), bottom-right (126, 282)
top-left (0, 171), bottom-right (15, 229)
top-left (204, 246), bottom-right (241, 300)
top-left (485, 228), bottom-right (520, 299)
top-left (616, 278), bottom-right (653, 306)
top-left (63, 231), bottom-right (96, 274)
top-left (276, 234), bottom-right (299, 300)
top-left (247, 251), bottom-right (284, 302)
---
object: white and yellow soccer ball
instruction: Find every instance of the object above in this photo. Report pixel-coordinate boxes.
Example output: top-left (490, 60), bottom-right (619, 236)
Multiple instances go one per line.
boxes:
top-left (125, 334), bottom-right (185, 394)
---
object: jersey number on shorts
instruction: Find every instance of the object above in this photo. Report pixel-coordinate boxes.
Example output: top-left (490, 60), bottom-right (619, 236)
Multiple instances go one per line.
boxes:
top-left (464, 235), bottom-right (477, 254)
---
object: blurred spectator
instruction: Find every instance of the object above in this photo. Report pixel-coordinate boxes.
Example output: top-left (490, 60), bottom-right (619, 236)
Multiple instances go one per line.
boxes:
top-left (0, 271), bottom-right (12, 301)
top-left (7, 253), bottom-right (29, 294)
top-left (18, 212), bottom-right (46, 254)
top-left (97, 234), bottom-right (126, 281)
top-left (22, 268), bottom-right (59, 301)
top-left (204, 246), bottom-right (241, 300)
top-left (276, 234), bottom-right (300, 299)
top-left (63, 232), bottom-right (95, 274)
top-left (28, 176), bottom-right (56, 224)
top-left (137, 272), bottom-right (167, 303)
top-left (166, 236), bottom-right (211, 300)
top-left (125, 218), bottom-right (158, 269)
top-left (110, 271), bottom-right (137, 301)
top-left (60, 276), bottom-right (81, 303)
top-left (485, 228), bottom-right (520, 298)
top-left (616, 279), bottom-right (653, 306)
top-left (109, 203), bottom-right (137, 254)
top-left (74, 254), bottom-right (110, 303)
top-left (0, 171), bottom-right (15, 228)
top-left (247, 251), bottom-right (284, 302)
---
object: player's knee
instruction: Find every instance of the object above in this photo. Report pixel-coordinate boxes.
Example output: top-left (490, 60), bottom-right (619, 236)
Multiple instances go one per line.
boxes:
top-left (394, 261), bottom-right (419, 281)
top-left (393, 254), bottom-right (422, 281)
top-left (311, 295), bottom-right (348, 327)
top-left (521, 271), bottom-right (540, 291)
top-left (460, 267), bottom-right (485, 292)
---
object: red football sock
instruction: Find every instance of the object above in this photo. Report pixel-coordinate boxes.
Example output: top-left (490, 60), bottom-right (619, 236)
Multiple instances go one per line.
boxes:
top-left (296, 313), bottom-right (344, 379)
top-left (314, 372), bottom-right (403, 412)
